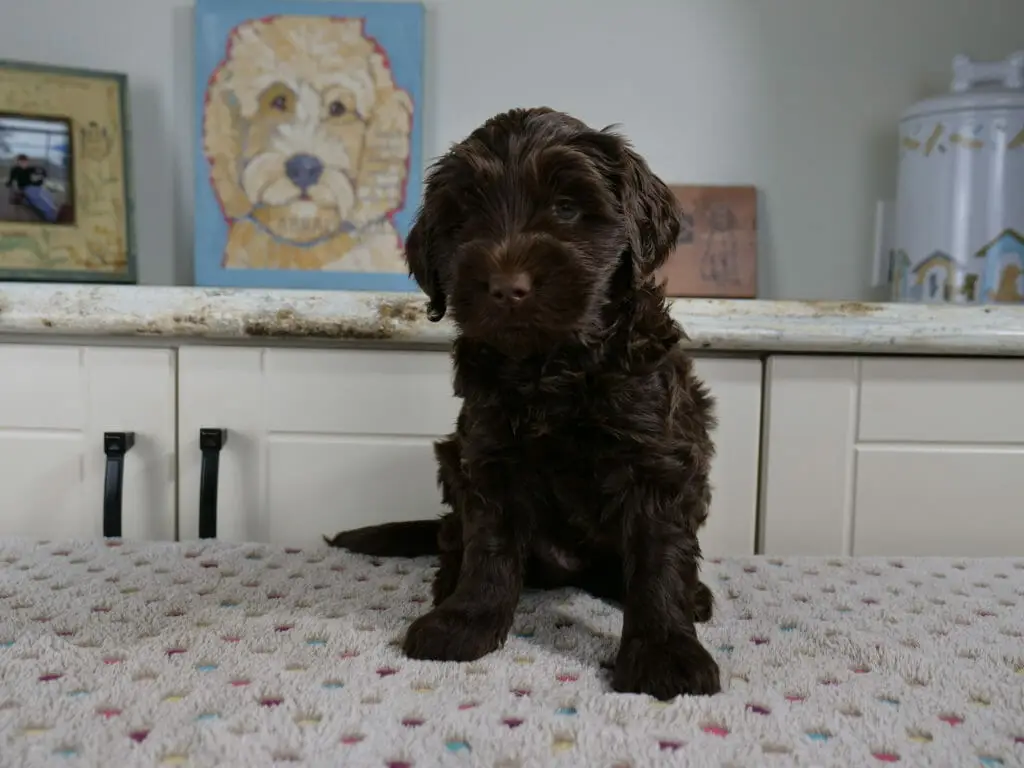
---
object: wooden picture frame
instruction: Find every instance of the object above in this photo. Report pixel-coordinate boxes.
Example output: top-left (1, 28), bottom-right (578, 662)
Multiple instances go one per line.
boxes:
top-left (0, 60), bottom-right (136, 283)
top-left (656, 184), bottom-right (758, 299)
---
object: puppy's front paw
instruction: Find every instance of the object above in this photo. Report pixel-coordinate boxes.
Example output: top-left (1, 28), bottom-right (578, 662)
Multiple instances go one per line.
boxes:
top-left (612, 633), bottom-right (721, 699)
top-left (402, 607), bottom-right (508, 662)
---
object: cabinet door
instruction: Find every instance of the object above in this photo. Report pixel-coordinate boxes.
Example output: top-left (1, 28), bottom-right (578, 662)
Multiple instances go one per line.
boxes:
top-left (177, 346), bottom-right (459, 546)
top-left (759, 356), bottom-right (859, 556)
top-left (0, 344), bottom-right (176, 540)
top-left (178, 347), bottom-right (760, 555)
top-left (695, 357), bottom-right (762, 556)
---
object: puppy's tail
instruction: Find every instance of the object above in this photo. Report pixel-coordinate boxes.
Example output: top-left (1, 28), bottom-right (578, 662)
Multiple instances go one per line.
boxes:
top-left (322, 520), bottom-right (441, 557)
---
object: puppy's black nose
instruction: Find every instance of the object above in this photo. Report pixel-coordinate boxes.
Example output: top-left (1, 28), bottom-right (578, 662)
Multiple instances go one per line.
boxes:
top-left (488, 272), bottom-right (532, 304)
top-left (285, 153), bottom-right (324, 191)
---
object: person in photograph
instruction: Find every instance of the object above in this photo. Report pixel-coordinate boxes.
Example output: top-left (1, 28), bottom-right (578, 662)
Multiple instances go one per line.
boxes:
top-left (4, 153), bottom-right (60, 222)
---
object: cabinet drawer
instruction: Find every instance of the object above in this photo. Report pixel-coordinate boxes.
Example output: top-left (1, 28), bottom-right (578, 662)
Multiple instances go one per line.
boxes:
top-left (853, 446), bottom-right (1024, 556)
top-left (858, 358), bottom-right (1024, 443)
top-left (0, 345), bottom-right (85, 428)
top-left (265, 348), bottom-right (458, 436)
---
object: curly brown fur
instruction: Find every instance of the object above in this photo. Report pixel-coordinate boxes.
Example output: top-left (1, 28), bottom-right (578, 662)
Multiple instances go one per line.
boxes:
top-left (326, 107), bottom-right (720, 699)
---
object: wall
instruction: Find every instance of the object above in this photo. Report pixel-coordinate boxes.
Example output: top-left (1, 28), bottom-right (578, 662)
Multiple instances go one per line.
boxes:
top-left (2, 0), bottom-right (1021, 300)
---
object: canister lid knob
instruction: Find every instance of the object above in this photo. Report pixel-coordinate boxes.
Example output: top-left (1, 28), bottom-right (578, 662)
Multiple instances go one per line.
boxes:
top-left (951, 51), bottom-right (1024, 93)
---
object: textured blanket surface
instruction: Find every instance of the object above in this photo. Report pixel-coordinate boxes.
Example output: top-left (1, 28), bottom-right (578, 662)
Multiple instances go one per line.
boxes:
top-left (0, 539), bottom-right (1022, 768)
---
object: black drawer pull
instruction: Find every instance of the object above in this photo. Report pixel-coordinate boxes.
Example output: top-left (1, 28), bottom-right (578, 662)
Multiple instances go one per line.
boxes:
top-left (199, 428), bottom-right (228, 539)
top-left (103, 431), bottom-right (135, 538)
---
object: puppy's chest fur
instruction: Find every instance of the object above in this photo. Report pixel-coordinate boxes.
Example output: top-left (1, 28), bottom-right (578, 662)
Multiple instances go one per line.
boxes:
top-left (456, 356), bottom-right (649, 468)
top-left (449, 343), bottom-right (710, 568)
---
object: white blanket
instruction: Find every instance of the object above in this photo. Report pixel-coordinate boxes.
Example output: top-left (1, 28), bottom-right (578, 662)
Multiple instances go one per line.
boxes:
top-left (1, 539), bottom-right (1022, 767)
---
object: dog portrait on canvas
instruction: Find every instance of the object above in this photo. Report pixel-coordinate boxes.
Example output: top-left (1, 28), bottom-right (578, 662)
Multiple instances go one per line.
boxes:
top-left (202, 15), bottom-right (414, 272)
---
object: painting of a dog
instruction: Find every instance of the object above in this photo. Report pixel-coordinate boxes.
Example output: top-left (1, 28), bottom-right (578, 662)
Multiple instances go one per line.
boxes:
top-left (194, 1), bottom-right (424, 290)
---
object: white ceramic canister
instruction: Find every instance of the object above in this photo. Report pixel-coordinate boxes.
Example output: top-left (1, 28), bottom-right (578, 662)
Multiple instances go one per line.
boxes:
top-left (893, 51), bottom-right (1024, 304)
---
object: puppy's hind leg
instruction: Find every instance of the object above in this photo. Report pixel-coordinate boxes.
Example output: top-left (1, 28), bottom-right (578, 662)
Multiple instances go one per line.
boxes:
top-left (574, 557), bottom-right (713, 622)
top-left (693, 580), bottom-right (714, 623)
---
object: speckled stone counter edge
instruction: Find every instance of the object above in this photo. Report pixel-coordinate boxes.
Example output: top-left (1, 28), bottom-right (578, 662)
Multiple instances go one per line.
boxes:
top-left (1, 283), bottom-right (1023, 356)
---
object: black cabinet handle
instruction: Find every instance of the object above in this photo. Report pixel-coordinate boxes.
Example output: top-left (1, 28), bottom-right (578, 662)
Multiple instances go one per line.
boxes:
top-left (198, 428), bottom-right (228, 539)
top-left (103, 432), bottom-right (135, 538)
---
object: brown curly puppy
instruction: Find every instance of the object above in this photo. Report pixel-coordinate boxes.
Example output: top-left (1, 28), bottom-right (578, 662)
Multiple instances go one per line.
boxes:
top-left (326, 107), bottom-right (721, 699)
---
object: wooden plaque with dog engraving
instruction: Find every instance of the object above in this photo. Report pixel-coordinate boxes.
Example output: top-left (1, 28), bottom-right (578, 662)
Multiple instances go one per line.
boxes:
top-left (655, 184), bottom-right (758, 299)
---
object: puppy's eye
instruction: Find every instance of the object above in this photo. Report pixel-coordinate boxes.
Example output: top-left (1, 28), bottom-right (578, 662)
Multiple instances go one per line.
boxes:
top-left (552, 199), bottom-right (579, 222)
top-left (271, 95), bottom-right (288, 111)
top-left (328, 100), bottom-right (347, 117)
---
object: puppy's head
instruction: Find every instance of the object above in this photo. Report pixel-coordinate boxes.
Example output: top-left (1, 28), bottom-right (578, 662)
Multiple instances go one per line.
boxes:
top-left (405, 107), bottom-right (680, 358)
top-left (203, 16), bottom-right (411, 244)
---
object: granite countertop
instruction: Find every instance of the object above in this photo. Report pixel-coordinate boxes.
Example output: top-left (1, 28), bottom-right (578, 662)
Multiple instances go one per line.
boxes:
top-left (1, 283), bottom-right (1024, 356)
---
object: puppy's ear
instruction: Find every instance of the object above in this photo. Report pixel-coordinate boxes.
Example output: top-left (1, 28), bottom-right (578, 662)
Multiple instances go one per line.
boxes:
top-left (578, 130), bottom-right (681, 277)
top-left (618, 143), bottom-right (681, 276)
top-left (404, 215), bottom-right (447, 322)
top-left (203, 67), bottom-right (253, 220)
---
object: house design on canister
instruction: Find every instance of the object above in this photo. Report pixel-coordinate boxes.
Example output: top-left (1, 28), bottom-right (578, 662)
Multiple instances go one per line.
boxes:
top-left (908, 250), bottom-right (955, 302)
top-left (974, 229), bottom-right (1024, 303)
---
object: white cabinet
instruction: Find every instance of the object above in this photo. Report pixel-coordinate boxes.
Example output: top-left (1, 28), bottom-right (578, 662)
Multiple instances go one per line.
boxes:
top-left (177, 347), bottom-right (762, 556)
top-left (760, 355), bottom-right (1024, 557)
top-left (0, 344), bottom-right (176, 540)
top-left (8, 339), bottom-right (1017, 559)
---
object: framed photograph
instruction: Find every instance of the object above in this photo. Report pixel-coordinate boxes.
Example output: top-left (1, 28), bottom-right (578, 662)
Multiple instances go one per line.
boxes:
top-left (0, 60), bottom-right (136, 283)
top-left (656, 184), bottom-right (758, 299)
top-left (194, 0), bottom-right (425, 291)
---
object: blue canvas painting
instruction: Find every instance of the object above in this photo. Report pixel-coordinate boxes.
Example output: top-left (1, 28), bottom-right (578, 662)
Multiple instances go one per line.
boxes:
top-left (193, 0), bottom-right (424, 291)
